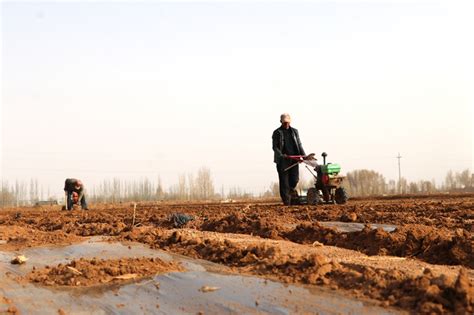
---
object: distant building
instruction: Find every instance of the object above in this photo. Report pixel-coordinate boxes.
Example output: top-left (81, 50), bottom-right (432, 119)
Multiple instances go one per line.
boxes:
top-left (35, 200), bottom-right (59, 206)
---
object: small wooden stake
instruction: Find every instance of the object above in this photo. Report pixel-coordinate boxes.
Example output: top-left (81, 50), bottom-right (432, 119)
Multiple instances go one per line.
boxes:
top-left (131, 203), bottom-right (137, 229)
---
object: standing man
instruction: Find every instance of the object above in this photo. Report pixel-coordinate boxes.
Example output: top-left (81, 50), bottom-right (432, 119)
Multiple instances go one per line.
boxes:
top-left (64, 178), bottom-right (88, 210)
top-left (272, 113), bottom-right (306, 205)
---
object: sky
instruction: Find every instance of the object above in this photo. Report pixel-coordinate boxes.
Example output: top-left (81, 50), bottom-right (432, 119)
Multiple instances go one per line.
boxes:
top-left (1, 1), bottom-right (473, 198)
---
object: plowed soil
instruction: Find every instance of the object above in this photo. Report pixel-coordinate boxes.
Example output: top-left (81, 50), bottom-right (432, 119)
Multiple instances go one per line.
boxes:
top-left (0, 193), bottom-right (473, 314)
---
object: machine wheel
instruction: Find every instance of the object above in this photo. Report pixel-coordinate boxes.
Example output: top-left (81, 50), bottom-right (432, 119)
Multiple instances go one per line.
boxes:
top-left (307, 188), bottom-right (321, 205)
top-left (335, 187), bottom-right (348, 204)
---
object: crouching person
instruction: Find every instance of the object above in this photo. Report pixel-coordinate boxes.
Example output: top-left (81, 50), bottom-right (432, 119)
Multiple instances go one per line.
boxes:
top-left (64, 178), bottom-right (89, 210)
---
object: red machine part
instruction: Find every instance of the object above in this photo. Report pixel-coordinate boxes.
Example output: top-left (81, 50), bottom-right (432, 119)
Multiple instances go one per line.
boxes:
top-left (322, 174), bottom-right (329, 185)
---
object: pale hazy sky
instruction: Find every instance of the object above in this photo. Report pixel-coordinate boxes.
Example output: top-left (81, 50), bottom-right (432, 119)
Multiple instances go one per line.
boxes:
top-left (1, 1), bottom-right (473, 197)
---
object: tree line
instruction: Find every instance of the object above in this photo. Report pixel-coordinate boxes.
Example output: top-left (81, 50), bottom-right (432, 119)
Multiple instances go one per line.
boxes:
top-left (0, 178), bottom-right (48, 207)
top-left (262, 168), bottom-right (473, 198)
top-left (89, 167), bottom-right (215, 203)
top-left (1, 168), bottom-right (472, 206)
top-left (0, 167), bottom-right (216, 207)
top-left (344, 168), bottom-right (472, 197)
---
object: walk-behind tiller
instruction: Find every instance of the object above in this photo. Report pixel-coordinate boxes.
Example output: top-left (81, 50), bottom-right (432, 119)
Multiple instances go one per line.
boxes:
top-left (285, 152), bottom-right (348, 205)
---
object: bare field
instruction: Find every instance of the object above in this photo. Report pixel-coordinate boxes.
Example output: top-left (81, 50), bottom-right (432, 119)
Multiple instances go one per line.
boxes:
top-left (0, 194), bottom-right (473, 314)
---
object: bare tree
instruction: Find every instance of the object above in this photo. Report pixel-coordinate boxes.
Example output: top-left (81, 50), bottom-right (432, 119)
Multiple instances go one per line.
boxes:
top-left (346, 169), bottom-right (387, 196)
top-left (195, 167), bottom-right (214, 200)
top-left (457, 169), bottom-right (471, 189)
top-left (408, 182), bottom-right (419, 194)
top-left (177, 174), bottom-right (187, 200)
top-left (444, 170), bottom-right (456, 190)
top-left (187, 173), bottom-right (196, 200)
top-left (156, 176), bottom-right (164, 199)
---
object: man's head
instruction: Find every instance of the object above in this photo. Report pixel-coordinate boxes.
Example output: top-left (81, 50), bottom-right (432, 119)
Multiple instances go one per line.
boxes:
top-left (280, 113), bottom-right (291, 129)
top-left (75, 180), bottom-right (83, 190)
top-left (72, 191), bottom-right (79, 204)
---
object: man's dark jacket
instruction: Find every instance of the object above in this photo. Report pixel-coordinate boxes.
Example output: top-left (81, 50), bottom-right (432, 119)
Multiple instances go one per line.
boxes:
top-left (272, 126), bottom-right (305, 164)
top-left (64, 178), bottom-right (82, 193)
top-left (64, 178), bottom-right (85, 201)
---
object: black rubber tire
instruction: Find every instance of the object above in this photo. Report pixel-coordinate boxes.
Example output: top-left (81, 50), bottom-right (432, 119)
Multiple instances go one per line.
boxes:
top-left (335, 187), bottom-right (348, 204)
top-left (307, 188), bottom-right (321, 205)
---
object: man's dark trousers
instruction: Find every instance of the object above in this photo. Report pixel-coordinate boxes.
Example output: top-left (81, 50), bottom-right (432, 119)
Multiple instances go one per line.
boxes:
top-left (277, 159), bottom-right (299, 205)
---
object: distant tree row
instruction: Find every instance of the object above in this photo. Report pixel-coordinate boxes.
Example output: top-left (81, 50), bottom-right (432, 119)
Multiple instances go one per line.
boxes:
top-left (0, 167), bottom-right (216, 207)
top-left (1, 168), bottom-right (472, 206)
top-left (344, 168), bottom-right (472, 197)
top-left (0, 179), bottom-right (52, 207)
top-left (90, 167), bottom-right (215, 203)
top-left (261, 168), bottom-right (473, 198)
